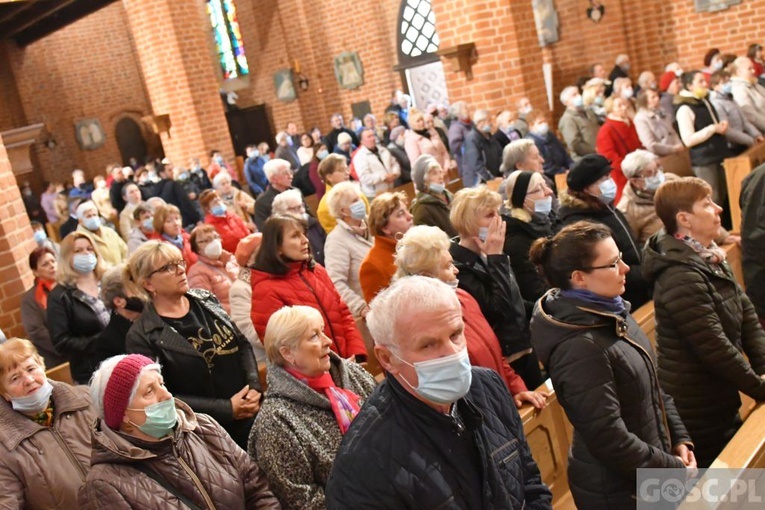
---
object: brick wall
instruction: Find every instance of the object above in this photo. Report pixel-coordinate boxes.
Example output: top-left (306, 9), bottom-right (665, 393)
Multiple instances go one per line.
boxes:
top-left (6, 2), bottom-right (152, 186)
top-left (0, 43), bottom-right (26, 132)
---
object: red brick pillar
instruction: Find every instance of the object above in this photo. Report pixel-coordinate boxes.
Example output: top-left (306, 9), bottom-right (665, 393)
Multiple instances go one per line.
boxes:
top-left (123, 0), bottom-right (234, 166)
top-left (0, 142), bottom-right (36, 338)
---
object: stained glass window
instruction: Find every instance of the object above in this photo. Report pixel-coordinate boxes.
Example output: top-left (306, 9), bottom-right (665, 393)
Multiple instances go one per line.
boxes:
top-left (399, 0), bottom-right (439, 59)
top-left (207, 0), bottom-right (249, 80)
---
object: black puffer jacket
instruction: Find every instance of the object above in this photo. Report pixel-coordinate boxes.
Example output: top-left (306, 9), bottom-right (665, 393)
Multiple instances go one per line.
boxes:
top-left (126, 289), bottom-right (261, 449)
top-left (741, 164), bottom-right (765, 318)
top-left (643, 233), bottom-right (765, 466)
top-left (530, 290), bottom-right (691, 509)
top-left (449, 242), bottom-right (531, 357)
top-left (325, 369), bottom-right (553, 509)
top-left (557, 190), bottom-right (650, 308)
top-left (502, 215), bottom-right (551, 303)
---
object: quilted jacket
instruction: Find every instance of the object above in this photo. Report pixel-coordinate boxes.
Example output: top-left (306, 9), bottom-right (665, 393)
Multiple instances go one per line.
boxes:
top-left (250, 353), bottom-right (376, 510)
top-left (0, 382), bottom-right (95, 510)
top-left (205, 211), bottom-right (252, 254)
top-left (186, 251), bottom-right (239, 314)
top-left (643, 233), bottom-right (765, 466)
top-left (78, 400), bottom-right (280, 509)
top-left (531, 289), bottom-right (691, 508)
top-left (324, 220), bottom-right (373, 318)
top-left (359, 235), bottom-right (398, 303)
top-left (250, 261), bottom-right (367, 360)
top-left (410, 191), bottom-right (458, 238)
top-left (325, 369), bottom-right (553, 509)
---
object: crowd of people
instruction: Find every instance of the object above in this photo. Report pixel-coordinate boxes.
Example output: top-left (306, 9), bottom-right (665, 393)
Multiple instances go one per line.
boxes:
top-left (3, 46), bottom-right (765, 509)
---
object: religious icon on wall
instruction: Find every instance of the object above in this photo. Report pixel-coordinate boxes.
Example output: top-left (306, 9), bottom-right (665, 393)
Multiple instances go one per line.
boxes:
top-left (74, 119), bottom-right (106, 150)
top-left (273, 69), bottom-right (297, 103)
top-left (334, 52), bottom-right (364, 90)
top-left (532, 0), bottom-right (560, 47)
top-left (587, 0), bottom-right (605, 23)
top-left (694, 0), bottom-right (742, 13)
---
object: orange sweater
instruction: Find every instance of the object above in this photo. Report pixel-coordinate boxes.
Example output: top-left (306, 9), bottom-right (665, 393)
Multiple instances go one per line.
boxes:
top-left (359, 236), bottom-right (398, 303)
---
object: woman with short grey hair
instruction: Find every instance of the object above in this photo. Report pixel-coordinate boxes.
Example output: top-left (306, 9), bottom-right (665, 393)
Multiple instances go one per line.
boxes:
top-left (324, 182), bottom-right (373, 318)
top-left (250, 305), bottom-right (375, 509)
top-left (409, 155), bottom-right (457, 237)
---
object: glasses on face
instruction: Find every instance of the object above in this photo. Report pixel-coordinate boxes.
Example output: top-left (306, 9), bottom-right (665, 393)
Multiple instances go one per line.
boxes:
top-left (582, 252), bottom-right (623, 271)
top-left (150, 259), bottom-right (187, 277)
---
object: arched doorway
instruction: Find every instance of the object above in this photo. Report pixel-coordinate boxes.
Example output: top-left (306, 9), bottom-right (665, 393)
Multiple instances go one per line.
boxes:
top-left (396, 0), bottom-right (448, 108)
top-left (115, 117), bottom-right (148, 165)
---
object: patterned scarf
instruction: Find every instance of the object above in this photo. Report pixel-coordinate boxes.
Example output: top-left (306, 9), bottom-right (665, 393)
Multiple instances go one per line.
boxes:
top-left (30, 399), bottom-right (55, 427)
top-left (675, 233), bottom-right (727, 265)
top-left (34, 278), bottom-right (56, 310)
top-left (284, 366), bottom-right (361, 434)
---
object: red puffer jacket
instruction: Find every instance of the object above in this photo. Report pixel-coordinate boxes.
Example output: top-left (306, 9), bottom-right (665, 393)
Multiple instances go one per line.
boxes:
top-left (205, 212), bottom-right (251, 254)
top-left (250, 261), bottom-right (368, 359)
top-left (457, 288), bottom-right (527, 395)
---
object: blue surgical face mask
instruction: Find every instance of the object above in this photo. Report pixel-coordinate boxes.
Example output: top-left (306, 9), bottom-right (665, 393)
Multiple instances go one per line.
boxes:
top-left (33, 230), bottom-right (47, 245)
top-left (142, 218), bottom-right (155, 232)
top-left (262, 154), bottom-right (271, 162)
top-left (481, 123), bottom-right (492, 134)
top-left (72, 253), bottom-right (97, 274)
top-left (721, 82), bottom-right (733, 95)
top-left (478, 227), bottom-right (489, 242)
top-left (349, 200), bottom-right (366, 220)
top-left (598, 177), bottom-right (617, 203)
top-left (573, 95), bottom-right (584, 109)
top-left (429, 182), bottom-right (445, 194)
top-left (10, 380), bottom-right (53, 414)
top-left (533, 122), bottom-right (549, 136)
top-left (394, 347), bottom-right (472, 404)
top-left (317, 150), bottom-right (329, 160)
top-left (128, 398), bottom-right (178, 439)
top-left (534, 196), bottom-right (553, 215)
top-left (644, 171), bottom-right (665, 191)
top-left (83, 216), bottom-right (101, 231)
top-left (249, 149), bottom-right (260, 159)
top-left (594, 95), bottom-right (605, 106)
top-left (211, 203), bottom-right (227, 217)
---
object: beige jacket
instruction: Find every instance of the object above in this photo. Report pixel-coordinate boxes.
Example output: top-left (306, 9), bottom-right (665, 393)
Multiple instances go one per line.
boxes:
top-left (731, 77), bottom-right (765, 132)
top-left (324, 220), bottom-right (373, 317)
top-left (76, 224), bottom-right (127, 267)
top-left (0, 382), bottom-right (96, 510)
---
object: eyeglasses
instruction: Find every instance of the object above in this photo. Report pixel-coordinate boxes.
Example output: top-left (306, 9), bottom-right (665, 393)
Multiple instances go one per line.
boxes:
top-left (150, 259), bottom-right (187, 277)
top-left (582, 252), bottom-right (623, 271)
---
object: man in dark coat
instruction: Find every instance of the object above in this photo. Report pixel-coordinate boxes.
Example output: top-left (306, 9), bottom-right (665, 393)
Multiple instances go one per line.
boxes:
top-left (608, 54), bottom-right (631, 84)
top-left (462, 109), bottom-right (503, 187)
top-left (153, 160), bottom-right (201, 229)
top-left (324, 113), bottom-right (360, 153)
top-left (741, 163), bottom-right (765, 326)
top-left (326, 276), bottom-right (552, 510)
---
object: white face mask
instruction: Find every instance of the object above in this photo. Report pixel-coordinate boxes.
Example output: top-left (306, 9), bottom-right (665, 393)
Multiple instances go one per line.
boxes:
top-left (394, 347), bottom-right (472, 404)
top-left (10, 380), bottom-right (53, 414)
top-left (598, 177), bottom-right (618, 203)
top-left (203, 239), bottom-right (222, 259)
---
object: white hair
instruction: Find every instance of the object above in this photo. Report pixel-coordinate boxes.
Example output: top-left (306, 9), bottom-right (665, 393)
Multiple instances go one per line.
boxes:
top-left (449, 100), bottom-right (467, 118)
top-left (637, 71), bottom-right (655, 88)
top-left (500, 139), bottom-right (536, 176)
top-left (271, 188), bottom-right (303, 215)
top-left (559, 86), bottom-right (579, 106)
top-left (616, 54), bottom-right (630, 65)
top-left (394, 225), bottom-right (450, 278)
top-left (89, 355), bottom-right (161, 421)
top-left (275, 131), bottom-right (288, 144)
top-left (76, 201), bottom-right (98, 220)
top-left (367, 275), bottom-right (460, 348)
top-left (212, 171), bottom-right (232, 188)
top-left (472, 109), bottom-right (489, 124)
top-left (621, 149), bottom-right (658, 178)
top-left (732, 56), bottom-right (753, 76)
top-left (264, 159), bottom-right (291, 182)
top-left (326, 181), bottom-right (363, 219)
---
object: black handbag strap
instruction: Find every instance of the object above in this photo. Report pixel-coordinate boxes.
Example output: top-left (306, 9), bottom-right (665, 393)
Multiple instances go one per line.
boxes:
top-left (132, 463), bottom-right (206, 510)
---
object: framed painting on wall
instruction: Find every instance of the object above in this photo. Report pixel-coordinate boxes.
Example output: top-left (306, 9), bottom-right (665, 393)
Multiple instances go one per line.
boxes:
top-left (273, 69), bottom-right (297, 102)
top-left (334, 52), bottom-right (364, 90)
top-left (74, 119), bottom-right (106, 150)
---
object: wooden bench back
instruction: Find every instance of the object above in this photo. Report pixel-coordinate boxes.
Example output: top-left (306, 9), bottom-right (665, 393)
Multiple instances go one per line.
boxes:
top-left (555, 172), bottom-right (568, 195)
top-left (45, 362), bottom-right (73, 385)
top-left (633, 301), bottom-right (657, 351)
top-left (391, 181), bottom-right (416, 203)
top-left (658, 149), bottom-right (692, 177)
top-left (304, 193), bottom-right (320, 216)
top-left (724, 141), bottom-right (765, 232)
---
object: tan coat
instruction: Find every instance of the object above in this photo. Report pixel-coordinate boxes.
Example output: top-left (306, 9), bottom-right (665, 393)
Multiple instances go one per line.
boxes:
top-left (78, 400), bottom-right (280, 509)
top-left (0, 382), bottom-right (95, 509)
top-left (76, 224), bottom-right (127, 267)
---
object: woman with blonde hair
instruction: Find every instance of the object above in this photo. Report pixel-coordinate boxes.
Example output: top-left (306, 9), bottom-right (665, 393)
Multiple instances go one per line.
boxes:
top-left (47, 231), bottom-right (110, 383)
top-left (449, 186), bottom-right (544, 389)
top-left (582, 77), bottom-right (607, 124)
top-left (123, 240), bottom-right (261, 448)
top-left (395, 225), bottom-right (548, 408)
top-left (0, 338), bottom-right (97, 509)
top-left (250, 306), bottom-right (375, 509)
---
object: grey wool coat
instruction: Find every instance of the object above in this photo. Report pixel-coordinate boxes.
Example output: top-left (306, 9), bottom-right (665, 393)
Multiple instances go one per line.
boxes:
top-left (249, 353), bottom-right (376, 510)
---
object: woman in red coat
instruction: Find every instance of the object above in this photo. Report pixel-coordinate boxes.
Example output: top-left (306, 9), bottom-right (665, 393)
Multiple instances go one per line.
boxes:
top-left (249, 214), bottom-right (368, 362)
top-left (394, 224), bottom-right (548, 408)
top-left (154, 204), bottom-right (197, 268)
top-left (199, 189), bottom-right (251, 254)
top-left (596, 96), bottom-right (643, 204)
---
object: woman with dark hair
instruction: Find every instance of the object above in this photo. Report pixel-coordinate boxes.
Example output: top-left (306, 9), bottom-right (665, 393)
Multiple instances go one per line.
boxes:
top-left (124, 241), bottom-right (261, 449)
top-left (644, 177), bottom-right (765, 467)
top-left (748, 43), bottom-right (764, 79)
top-left (309, 142), bottom-right (330, 200)
top-left (21, 246), bottom-right (65, 368)
top-left (297, 133), bottom-right (315, 166)
top-left (673, 70), bottom-right (729, 207)
top-left (249, 214), bottom-right (368, 362)
top-left (558, 154), bottom-right (650, 308)
top-left (702, 48), bottom-right (723, 83)
top-left (530, 221), bottom-right (695, 509)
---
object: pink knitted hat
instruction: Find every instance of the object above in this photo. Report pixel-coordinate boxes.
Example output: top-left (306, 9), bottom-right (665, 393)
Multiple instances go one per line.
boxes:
top-left (102, 354), bottom-right (155, 429)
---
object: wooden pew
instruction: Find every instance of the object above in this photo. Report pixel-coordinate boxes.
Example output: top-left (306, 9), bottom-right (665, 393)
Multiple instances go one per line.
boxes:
top-left (446, 177), bottom-right (463, 194)
top-left (45, 362), bottom-right (73, 385)
top-left (391, 181), bottom-right (416, 202)
top-left (554, 172), bottom-right (568, 195)
top-left (304, 193), bottom-right (319, 216)
top-left (354, 317), bottom-right (382, 378)
top-left (658, 148), bottom-right (692, 177)
top-left (633, 300), bottom-right (657, 351)
top-left (723, 141), bottom-right (765, 232)
top-left (709, 403), bottom-right (765, 469)
top-left (722, 242), bottom-right (745, 290)
top-left (519, 380), bottom-right (576, 509)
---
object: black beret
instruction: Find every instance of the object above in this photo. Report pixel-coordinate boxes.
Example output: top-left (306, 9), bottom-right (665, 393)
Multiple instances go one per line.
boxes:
top-left (567, 154), bottom-right (612, 191)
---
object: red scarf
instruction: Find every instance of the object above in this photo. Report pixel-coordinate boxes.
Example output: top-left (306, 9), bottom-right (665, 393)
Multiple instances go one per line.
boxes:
top-left (284, 366), bottom-right (361, 434)
top-left (34, 278), bottom-right (56, 310)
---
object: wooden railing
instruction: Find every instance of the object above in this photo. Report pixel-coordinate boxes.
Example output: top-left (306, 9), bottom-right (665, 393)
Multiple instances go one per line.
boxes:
top-left (45, 362), bottom-right (73, 385)
top-left (723, 141), bottom-right (765, 232)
